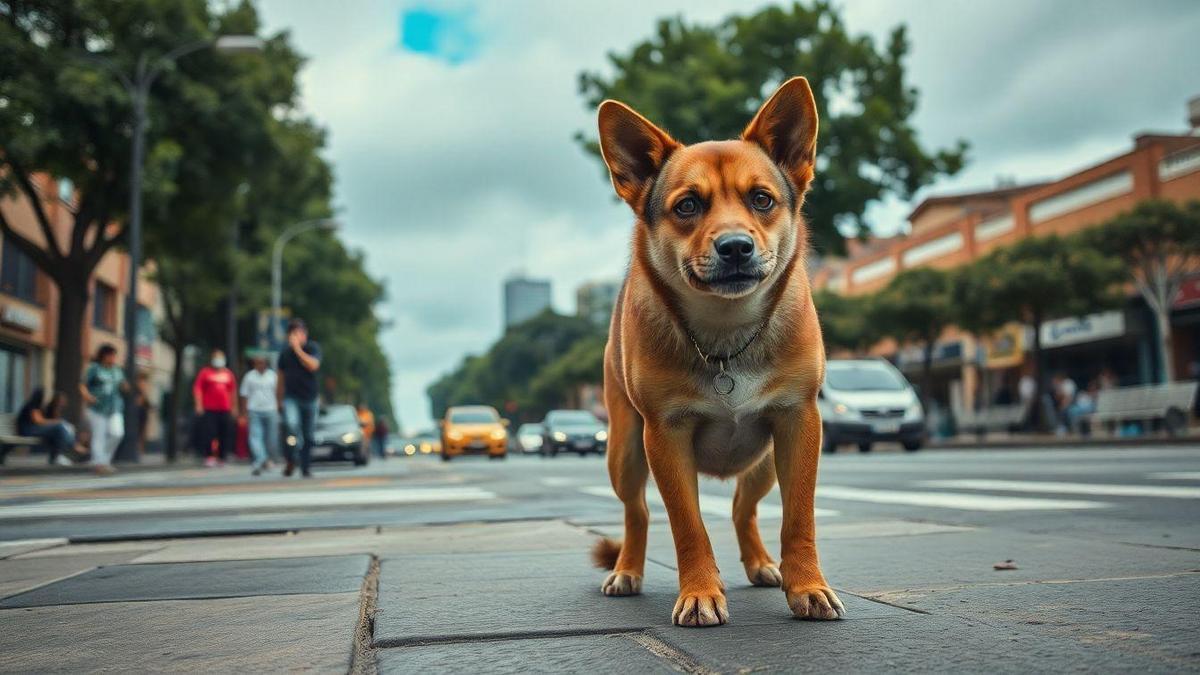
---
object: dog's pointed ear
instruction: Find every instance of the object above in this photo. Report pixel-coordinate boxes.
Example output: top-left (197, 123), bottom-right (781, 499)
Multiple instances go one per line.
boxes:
top-left (742, 77), bottom-right (819, 195)
top-left (597, 100), bottom-right (679, 208)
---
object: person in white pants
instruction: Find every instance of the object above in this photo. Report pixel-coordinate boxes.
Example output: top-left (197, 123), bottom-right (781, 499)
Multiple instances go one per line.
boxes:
top-left (79, 344), bottom-right (127, 474)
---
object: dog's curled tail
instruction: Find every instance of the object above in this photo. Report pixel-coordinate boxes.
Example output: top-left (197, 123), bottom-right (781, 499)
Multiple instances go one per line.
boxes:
top-left (591, 537), bottom-right (622, 570)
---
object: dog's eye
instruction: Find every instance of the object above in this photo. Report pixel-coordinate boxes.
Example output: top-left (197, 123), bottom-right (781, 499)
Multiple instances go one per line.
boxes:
top-left (673, 196), bottom-right (700, 218)
top-left (750, 190), bottom-right (775, 212)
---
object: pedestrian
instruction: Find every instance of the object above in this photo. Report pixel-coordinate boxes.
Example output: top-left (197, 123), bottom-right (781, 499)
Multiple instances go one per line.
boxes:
top-left (16, 388), bottom-right (76, 466)
top-left (193, 348), bottom-right (237, 467)
top-left (277, 319), bottom-right (322, 478)
top-left (1052, 372), bottom-right (1077, 436)
top-left (240, 354), bottom-right (279, 475)
top-left (373, 415), bottom-right (390, 459)
top-left (80, 343), bottom-right (126, 474)
top-left (133, 371), bottom-right (153, 460)
top-left (356, 402), bottom-right (375, 459)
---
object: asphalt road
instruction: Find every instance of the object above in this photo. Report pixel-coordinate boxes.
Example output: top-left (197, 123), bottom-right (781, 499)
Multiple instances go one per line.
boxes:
top-left (2, 444), bottom-right (1198, 549)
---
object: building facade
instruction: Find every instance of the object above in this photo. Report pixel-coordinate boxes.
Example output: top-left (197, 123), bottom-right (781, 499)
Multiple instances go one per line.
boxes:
top-left (0, 174), bottom-right (173, 440)
top-left (813, 113), bottom-right (1200, 413)
top-left (503, 275), bottom-right (552, 329)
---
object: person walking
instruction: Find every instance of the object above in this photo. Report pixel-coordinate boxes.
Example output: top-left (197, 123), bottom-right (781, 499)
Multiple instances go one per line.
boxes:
top-left (240, 354), bottom-right (279, 475)
top-left (193, 349), bottom-right (237, 467)
top-left (277, 319), bottom-right (322, 478)
top-left (373, 415), bottom-right (390, 459)
top-left (80, 344), bottom-right (126, 474)
top-left (16, 388), bottom-right (76, 466)
top-left (356, 402), bottom-right (375, 459)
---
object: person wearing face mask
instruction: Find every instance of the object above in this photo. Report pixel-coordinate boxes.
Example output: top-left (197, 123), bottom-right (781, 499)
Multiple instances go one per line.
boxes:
top-left (192, 348), bottom-right (238, 467)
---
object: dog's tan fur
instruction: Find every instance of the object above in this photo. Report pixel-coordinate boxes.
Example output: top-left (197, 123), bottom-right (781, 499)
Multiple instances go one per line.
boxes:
top-left (592, 77), bottom-right (842, 627)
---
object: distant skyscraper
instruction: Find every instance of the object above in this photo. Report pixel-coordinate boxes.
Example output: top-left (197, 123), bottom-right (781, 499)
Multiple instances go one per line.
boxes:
top-left (576, 280), bottom-right (621, 327)
top-left (503, 275), bottom-right (552, 329)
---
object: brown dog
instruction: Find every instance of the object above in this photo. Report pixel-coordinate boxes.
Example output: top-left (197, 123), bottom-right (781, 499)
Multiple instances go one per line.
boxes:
top-left (590, 77), bottom-right (843, 627)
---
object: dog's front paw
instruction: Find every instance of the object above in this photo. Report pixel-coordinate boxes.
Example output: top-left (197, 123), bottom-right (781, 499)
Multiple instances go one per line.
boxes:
top-left (744, 561), bottom-right (782, 587)
top-left (786, 585), bottom-right (845, 620)
top-left (601, 571), bottom-right (642, 596)
top-left (672, 589), bottom-right (729, 627)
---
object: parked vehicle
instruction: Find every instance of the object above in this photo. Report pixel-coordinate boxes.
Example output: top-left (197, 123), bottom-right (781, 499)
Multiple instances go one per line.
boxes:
top-left (516, 423), bottom-right (545, 454)
top-left (541, 409), bottom-right (607, 457)
top-left (818, 359), bottom-right (925, 454)
top-left (287, 404), bottom-right (369, 466)
top-left (440, 405), bottom-right (508, 461)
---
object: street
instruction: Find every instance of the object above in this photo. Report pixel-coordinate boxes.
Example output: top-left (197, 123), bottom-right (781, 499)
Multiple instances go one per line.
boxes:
top-left (1, 445), bottom-right (1198, 672)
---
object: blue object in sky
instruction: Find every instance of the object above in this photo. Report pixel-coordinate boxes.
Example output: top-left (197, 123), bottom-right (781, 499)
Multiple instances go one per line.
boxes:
top-left (400, 8), bottom-right (480, 65)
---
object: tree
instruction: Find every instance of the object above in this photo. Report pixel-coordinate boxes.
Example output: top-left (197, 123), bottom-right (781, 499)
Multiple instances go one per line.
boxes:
top-left (868, 268), bottom-right (957, 402)
top-left (812, 289), bottom-right (878, 355)
top-left (955, 235), bottom-right (1124, 428)
top-left (576, 1), bottom-right (967, 254)
top-left (1079, 199), bottom-right (1200, 383)
top-left (0, 0), bottom-right (279, 420)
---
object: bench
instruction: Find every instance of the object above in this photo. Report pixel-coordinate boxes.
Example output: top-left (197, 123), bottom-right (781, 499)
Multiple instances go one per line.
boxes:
top-left (1086, 381), bottom-right (1198, 436)
top-left (0, 412), bottom-right (48, 464)
top-left (955, 403), bottom-right (1029, 438)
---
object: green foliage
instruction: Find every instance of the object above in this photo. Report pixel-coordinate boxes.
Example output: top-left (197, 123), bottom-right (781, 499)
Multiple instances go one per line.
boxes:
top-left (428, 312), bottom-right (605, 422)
top-left (869, 267), bottom-right (957, 346)
top-left (576, 1), bottom-right (967, 254)
top-left (812, 289), bottom-right (877, 353)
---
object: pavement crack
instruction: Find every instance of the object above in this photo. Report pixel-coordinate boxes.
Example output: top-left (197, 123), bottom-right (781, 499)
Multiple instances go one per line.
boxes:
top-left (349, 555), bottom-right (381, 675)
top-left (627, 632), bottom-right (719, 675)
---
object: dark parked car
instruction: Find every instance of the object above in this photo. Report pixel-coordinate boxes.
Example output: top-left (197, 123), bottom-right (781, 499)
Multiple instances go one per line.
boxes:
top-left (285, 404), bottom-right (369, 466)
top-left (541, 409), bottom-right (607, 457)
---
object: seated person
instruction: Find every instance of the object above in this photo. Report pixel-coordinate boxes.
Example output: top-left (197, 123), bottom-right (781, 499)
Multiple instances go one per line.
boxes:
top-left (17, 388), bottom-right (78, 466)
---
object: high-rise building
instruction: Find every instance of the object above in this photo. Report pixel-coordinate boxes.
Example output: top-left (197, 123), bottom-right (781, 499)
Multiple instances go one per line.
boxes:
top-left (576, 280), bottom-right (621, 327)
top-left (503, 275), bottom-right (552, 329)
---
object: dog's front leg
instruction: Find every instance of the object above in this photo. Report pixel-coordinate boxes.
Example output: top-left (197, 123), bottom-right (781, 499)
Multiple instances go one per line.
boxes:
top-left (772, 399), bottom-right (845, 620)
top-left (643, 418), bottom-right (728, 627)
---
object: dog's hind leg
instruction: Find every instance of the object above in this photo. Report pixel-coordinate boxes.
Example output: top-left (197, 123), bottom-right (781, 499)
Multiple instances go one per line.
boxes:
top-left (734, 451), bottom-right (782, 587)
top-left (599, 385), bottom-right (649, 597)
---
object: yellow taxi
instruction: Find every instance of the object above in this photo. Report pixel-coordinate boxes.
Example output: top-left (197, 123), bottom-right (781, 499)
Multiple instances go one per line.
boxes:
top-left (440, 405), bottom-right (508, 461)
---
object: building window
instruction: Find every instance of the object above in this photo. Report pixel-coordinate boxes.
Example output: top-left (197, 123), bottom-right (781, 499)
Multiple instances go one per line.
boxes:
top-left (901, 232), bottom-right (963, 268)
top-left (0, 345), bottom-right (31, 414)
top-left (0, 238), bottom-right (40, 304)
top-left (850, 257), bottom-right (896, 285)
top-left (1029, 171), bottom-right (1132, 224)
top-left (93, 282), bottom-right (117, 331)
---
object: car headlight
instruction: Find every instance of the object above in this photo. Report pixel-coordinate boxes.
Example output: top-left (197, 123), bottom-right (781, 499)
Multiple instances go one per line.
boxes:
top-left (341, 432), bottom-right (360, 444)
top-left (833, 403), bottom-right (851, 416)
top-left (595, 430), bottom-right (608, 442)
top-left (419, 442), bottom-right (432, 453)
top-left (490, 428), bottom-right (507, 440)
top-left (403, 444), bottom-right (416, 455)
top-left (286, 435), bottom-right (297, 447)
top-left (552, 431), bottom-right (567, 442)
top-left (447, 430), bottom-right (464, 441)
top-left (905, 402), bottom-right (923, 420)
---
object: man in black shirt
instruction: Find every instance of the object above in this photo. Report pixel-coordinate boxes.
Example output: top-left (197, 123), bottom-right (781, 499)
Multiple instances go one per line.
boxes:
top-left (277, 318), bottom-right (322, 477)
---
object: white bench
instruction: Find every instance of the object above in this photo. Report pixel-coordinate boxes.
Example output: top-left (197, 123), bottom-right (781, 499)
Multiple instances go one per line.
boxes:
top-left (0, 412), bottom-right (47, 464)
top-left (1086, 381), bottom-right (1197, 436)
top-left (955, 403), bottom-right (1029, 437)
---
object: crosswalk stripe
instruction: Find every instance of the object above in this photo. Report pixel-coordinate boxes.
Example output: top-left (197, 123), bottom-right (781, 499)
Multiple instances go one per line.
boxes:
top-left (816, 485), bottom-right (1107, 511)
top-left (920, 479), bottom-right (1200, 499)
top-left (1146, 472), bottom-right (1200, 481)
top-left (578, 486), bottom-right (839, 519)
top-left (0, 487), bottom-right (497, 520)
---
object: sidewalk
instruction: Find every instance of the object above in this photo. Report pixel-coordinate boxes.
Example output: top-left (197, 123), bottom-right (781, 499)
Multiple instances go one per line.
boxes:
top-left (1, 515), bottom-right (1195, 672)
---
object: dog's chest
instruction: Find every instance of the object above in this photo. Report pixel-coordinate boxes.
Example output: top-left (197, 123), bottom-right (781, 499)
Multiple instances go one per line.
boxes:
top-left (690, 366), bottom-right (775, 477)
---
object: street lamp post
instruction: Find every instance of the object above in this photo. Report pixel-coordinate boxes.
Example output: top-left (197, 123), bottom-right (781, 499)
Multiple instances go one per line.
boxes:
top-left (86, 35), bottom-right (262, 462)
top-left (271, 218), bottom-right (341, 348)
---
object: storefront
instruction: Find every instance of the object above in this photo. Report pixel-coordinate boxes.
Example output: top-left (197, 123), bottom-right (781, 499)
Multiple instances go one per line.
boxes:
top-left (0, 303), bottom-right (48, 414)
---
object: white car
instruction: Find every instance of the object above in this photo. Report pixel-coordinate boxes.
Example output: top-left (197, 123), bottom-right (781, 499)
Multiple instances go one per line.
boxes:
top-left (516, 423), bottom-right (545, 454)
top-left (818, 359), bottom-right (925, 454)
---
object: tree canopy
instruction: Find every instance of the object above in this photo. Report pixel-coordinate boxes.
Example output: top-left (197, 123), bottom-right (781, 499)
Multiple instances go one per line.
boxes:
top-left (812, 289), bottom-right (877, 354)
top-left (576, 1), bottom-right (967, 254)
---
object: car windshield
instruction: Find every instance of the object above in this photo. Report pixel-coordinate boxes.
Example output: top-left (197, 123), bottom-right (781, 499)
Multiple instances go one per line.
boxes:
top-left (547, 411), bottom-right (598, 426)
top-left (450, 409), bottom-right (498, 424)
top-left (321, 406), bottom-right (358, 425)
top-left (825, 363), bottom-right (907, 392)
top-left (518, 425), bottom-right (543, 435)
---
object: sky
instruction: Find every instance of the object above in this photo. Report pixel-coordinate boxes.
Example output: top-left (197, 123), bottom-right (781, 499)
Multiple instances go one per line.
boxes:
top-left (256, 0), bottom-right (1200, 432)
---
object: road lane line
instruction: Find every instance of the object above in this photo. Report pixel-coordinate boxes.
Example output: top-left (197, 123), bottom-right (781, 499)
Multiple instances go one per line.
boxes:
top-left (919, 479), bottom-right (1200, 499)
top-left (1147, 472), bottom-right (1200, 481)
top-left (578, 486), bottom-right (839, 519)
top-left (815, 486), bottom-right (1107, 511)
top-left (0, 487), bottom-right (497, 520)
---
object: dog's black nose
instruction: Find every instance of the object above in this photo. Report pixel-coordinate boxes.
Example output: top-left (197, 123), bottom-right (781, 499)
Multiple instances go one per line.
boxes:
top-left (714, 233), bottom-right (755, 265)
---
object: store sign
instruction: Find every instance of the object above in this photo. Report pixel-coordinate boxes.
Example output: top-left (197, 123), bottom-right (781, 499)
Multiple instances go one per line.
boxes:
top-left (897, 340), bottom-right (963, 367)
top-left (983, 323), bottom-right (1025, 369)
top-left (1174, 273), bottom-right (1200, 309)
top-left (0, 304), bottom-right (41, 333)
top-left (1039, 311), bottom-right (1124, 349)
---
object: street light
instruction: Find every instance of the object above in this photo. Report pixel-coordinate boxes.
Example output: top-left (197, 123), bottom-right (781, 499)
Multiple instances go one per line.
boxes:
top-left (271, 218), bottom-right (341, 347)
top-left (83, 34), bottom-right (263, 462)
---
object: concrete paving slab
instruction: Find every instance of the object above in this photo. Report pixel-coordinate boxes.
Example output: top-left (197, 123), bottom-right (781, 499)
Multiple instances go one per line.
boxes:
top-left (0, 592), bottom-right (360, 673)
top-left (0, 554), bottom-right (369, 608)
top-left (130, 528), bottom-right (382, 563)
top-left (0, 538), bottom-right (66, 559)
top-left (11, 541), bottom-right (162, 559)
top-left (377, 634), bottom-right (676, 674)
top-left (0, 552), bottom-right (147, 598)
top-left (375, 519), bottom-right (594, 555)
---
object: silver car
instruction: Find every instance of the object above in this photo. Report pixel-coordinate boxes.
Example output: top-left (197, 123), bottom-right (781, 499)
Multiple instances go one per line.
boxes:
top-left (818, 359), bottom-right (925, 454)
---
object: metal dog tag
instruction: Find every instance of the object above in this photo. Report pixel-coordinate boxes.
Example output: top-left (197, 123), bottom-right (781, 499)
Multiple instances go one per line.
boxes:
top-left (713, 363), bottom-right (735, 396)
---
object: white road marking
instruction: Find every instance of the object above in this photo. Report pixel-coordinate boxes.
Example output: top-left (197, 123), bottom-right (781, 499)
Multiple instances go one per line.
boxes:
top-left (540, 477), bottom-right (582, 487)
top-left (920, 479), bottom-right (1200, 500)
top-left (815, 485), bottom-right (1107, 511)
top-left (578, 486), bottom-right (839, 519)
top-left (1147, 472), bottom-right (1200, 481)
top-left (0, 487), bottom-right (497, 520)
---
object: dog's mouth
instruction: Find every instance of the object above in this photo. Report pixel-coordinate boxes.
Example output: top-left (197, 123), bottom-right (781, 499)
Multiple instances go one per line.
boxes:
top-left (686, 265), bottom-right (769, 296)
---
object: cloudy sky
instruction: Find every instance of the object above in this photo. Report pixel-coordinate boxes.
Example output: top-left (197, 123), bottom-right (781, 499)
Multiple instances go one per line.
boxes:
top-left (256, 0), bottom-right (1200, 431)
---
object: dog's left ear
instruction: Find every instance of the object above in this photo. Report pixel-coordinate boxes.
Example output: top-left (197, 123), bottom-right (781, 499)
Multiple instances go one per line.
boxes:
top-left (742, 77), bottom-right (819, 196)
top-left (597, 100), bottom-right (680, 209)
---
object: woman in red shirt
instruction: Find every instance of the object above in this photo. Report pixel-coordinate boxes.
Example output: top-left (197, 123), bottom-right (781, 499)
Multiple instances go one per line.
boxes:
top-left (193, 349), bottom-right (238, 467)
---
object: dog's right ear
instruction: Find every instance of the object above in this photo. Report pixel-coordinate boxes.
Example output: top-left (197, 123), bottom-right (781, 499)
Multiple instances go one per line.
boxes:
top-left (597, 100), bottom-right (679, 208)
